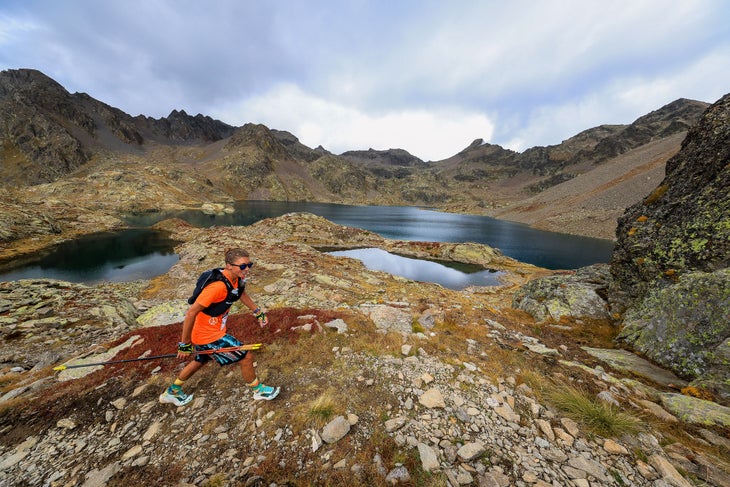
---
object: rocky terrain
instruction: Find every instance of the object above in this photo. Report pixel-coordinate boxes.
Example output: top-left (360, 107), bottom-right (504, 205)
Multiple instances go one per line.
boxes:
top-left (0, 69), bottom-right (728, 486)
top-left (1, 212), bottom-right (729, 487)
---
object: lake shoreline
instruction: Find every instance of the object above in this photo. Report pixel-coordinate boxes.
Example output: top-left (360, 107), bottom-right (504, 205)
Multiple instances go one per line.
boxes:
top-left (0, 201), bottom-right (614, 274)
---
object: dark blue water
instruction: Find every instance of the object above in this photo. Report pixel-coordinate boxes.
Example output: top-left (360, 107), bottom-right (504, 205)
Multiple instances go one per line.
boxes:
top-left (329, 248), bottom-right (504, 290)
top-left (0, 229), bottom-right (179, 284)
top-left (125, 200), bottom-right (614, 269)
top-left (0, 201), bottom-right (614, 284)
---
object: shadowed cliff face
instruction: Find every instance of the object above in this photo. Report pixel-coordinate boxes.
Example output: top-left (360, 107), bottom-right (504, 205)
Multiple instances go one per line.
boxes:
top-left (608, 93), bottom-right (730, 400)
top-left (609, 93), bottom-right (730, 313)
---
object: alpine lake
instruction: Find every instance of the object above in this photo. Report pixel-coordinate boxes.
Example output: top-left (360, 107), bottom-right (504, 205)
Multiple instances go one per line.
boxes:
top-left (0, 201), bottom-right (614, 290)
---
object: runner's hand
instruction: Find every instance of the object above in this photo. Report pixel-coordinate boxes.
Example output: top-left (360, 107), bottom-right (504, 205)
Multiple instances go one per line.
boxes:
top-left (177, 342), bottom-right (193, 358)
top-left (254, 309), bottom-right (268, 327)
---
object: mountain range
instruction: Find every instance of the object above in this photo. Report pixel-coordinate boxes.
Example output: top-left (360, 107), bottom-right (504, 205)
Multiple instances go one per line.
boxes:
top-left (0, 68), bottom-right (711, 240)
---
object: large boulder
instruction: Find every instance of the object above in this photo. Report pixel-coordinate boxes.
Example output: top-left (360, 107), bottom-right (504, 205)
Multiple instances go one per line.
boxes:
top-left (512, 264), bottom-right (610, 322)
top-left (617, 269), bottom-right (730, 400)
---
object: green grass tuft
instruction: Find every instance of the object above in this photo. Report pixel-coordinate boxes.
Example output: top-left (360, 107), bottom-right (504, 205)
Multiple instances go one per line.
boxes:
top-left (308, 390), bottom-right (337, 424)
top-left (547, 384), bottom-right (642, 437)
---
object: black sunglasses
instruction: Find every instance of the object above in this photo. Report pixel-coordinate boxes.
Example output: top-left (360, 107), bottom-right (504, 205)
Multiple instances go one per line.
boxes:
top-left (231, 262), bottom-right (254, 270)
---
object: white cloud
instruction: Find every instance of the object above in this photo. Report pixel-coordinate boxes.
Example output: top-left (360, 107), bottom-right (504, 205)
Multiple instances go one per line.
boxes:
top-left (211, 84), bottom-right (494, 161)
top-left (499, 41), bottom-right (730, 152)
top-left (1, 0), bottom-right (729, 158)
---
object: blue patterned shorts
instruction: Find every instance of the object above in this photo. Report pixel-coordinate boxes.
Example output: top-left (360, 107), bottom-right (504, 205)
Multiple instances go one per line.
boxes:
top-left (194, 334), bottom-right (247, 366)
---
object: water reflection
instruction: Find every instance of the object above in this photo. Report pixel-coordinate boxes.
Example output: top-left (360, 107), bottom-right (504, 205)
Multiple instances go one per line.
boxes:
top-left (0, 229), bottom-right (179, 284)
top-left (328, 248), bottom-right (503, 290)
top-left (0, 201), bottom-right (615, 284)
top-left (125, 200), bottom-right (614, 269)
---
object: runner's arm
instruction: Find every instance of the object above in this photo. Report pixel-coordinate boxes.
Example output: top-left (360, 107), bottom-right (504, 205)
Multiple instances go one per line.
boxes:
top-left (240, 292), bottom-right (268, 326)
top-left (179, 302), bottom-right (205, 357)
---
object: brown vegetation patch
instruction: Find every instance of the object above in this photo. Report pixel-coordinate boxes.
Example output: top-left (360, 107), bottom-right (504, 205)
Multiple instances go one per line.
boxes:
top-left (0, 308), bottom-right (350, 445)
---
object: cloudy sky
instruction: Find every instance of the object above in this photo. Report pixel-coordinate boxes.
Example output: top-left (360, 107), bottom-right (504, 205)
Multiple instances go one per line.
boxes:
top-left (1, 0), bottom-right (728, 161)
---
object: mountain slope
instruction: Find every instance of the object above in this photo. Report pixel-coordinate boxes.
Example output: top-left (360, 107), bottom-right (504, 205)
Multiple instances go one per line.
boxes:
top-left (488, 133), bottom-right (686, 239)
top-left (0, 68), bottom-right (717, 243)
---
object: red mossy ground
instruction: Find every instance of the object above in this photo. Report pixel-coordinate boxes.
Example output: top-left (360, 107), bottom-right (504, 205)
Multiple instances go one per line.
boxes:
top-left (0, 308), bottom-right (347, 441)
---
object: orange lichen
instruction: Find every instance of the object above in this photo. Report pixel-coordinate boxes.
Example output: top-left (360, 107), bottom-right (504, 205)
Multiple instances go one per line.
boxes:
top-left (681, 386), bottom-right (715, 401)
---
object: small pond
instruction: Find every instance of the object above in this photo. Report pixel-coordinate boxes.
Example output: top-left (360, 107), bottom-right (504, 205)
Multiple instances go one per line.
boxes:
top-left (0, 229), bottom-right (179, 284)
top-left (328, 247), bottom-right (504, 290)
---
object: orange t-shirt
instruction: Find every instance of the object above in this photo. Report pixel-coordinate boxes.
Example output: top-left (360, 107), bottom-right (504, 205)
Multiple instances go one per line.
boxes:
top-left (191, 276), bottom-right (239, 345)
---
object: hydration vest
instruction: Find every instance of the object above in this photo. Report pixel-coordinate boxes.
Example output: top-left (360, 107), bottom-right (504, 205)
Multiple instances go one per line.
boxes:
top-left (188, 268), bottom-right (245, 317)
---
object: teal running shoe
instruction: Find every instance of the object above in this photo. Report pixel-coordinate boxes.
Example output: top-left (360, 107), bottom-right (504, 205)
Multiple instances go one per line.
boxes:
top-left (159, 384), bottom-right (193, 406)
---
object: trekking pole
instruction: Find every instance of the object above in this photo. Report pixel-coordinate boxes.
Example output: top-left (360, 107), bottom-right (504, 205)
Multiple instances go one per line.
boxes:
top-left (52, 343), bottom-right (263, 371)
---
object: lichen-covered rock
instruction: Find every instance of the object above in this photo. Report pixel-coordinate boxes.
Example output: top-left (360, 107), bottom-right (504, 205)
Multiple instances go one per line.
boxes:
top-left (659, 393), bottom-right (730, 428)
top-left (608, 93), bottom-right (730, 404)
top-left (512, 264), bottom-right (610, 322)
top-left (609, 93), bottom-right (730, 315)
top-left (136, 300), bottom-right (189, 327)
top-left (617, 269), bottom-right (730, 400)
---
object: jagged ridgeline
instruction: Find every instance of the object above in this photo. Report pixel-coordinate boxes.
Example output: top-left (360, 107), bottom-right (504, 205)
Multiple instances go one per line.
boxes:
top-left (0, 68), bottom-right (710, 223)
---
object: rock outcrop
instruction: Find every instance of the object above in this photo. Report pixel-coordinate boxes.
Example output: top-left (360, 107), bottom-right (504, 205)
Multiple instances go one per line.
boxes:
top-left (609, 93), bottom-right (730, 402)
top-left (512, 264), bottom-right (610, 322)
top-left (617, 269), bottom-right (730, 400)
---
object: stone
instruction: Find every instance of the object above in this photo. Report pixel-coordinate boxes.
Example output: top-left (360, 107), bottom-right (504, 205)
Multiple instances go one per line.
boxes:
top-left (596, 390), bottom-right (620, 407)
top-left (582, 347), bottom-right (687, 388)
top-left (457, 442), bottom-right (486, 461)
top-left (637, 399), bottom-right (679, 423)
top-left (321, 416), bottom-right (351, 443)
top-left (560, 417), bottom-right (580, 438)
top-left (659, 393), bottom-right (730, 427)
top-left (385, 465), bottom-right (411, 484)
top-left (110, 398), bottom-right (127, 410)
top-left (567, 455), bottom-right (608, 482)
top-left (360, 304), bottom-right (413, 333)
top-left (384, 416), bottom-right (407, 433)
top-left (513, 264), bottom-right (610, 322)
top-left (311, 429), bottom-right (323, 452)
top-left (324, 318), bottom-right (348, 333)
top-left (535, 419), bottom-right (554, 442)
top-left (417, 442), bottom-right (439, 472)
top-left (56, 418), bottom-right (77, 430)
top-left (419, 388), bottom-right (446, 408)
top-left (603, 439), bottom-right (629, 455)
top-left (80, 462), bottom-right (122, 487)
top-left (121, 445), bottom-right (143, 460)
top-left (648, 454), bottom-right (693, 487)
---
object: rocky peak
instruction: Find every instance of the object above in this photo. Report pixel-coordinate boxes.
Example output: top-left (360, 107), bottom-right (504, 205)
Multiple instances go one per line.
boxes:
top-left (589, 98), bottom-right (709, 164)
top-left (339, 147), bottom-right (425, 166)
top-left (0, 69), bottom-right (93, 184)
top-left (0, 68), bottom-right (70, 102)
top-left (271, 129), bottom-right (323, 162)
top-left (224, 123), bottom-right (291, 159)
top-left (139, 109), bottom-right (235, 143)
